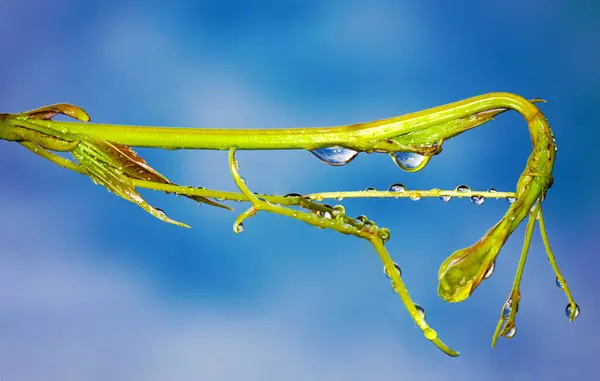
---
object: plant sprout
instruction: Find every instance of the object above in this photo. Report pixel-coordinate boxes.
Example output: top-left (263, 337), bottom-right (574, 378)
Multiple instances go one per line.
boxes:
top-left (0, 92), bottom-right (578, 357)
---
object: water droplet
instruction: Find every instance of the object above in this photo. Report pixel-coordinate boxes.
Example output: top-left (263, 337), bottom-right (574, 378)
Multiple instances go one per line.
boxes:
top-left (415, 304), bottom-right (426, 319)
top-left (335, 196), bottom-right (344, 201)
top-left (505, 326), bottom-right (517, 339)
top-left (503, 301), bottom-right (513, 319)
top-left (155, 208), bottom-right (166, 218)
top-left (507, 196), bottom-right (517, 204)
top-left (332, 205), bottom-right (346, 216)
top-left (355, 215), bottom-right (368, 225)
top-left (389, 183), bottom-right (406, 192)
top-left (439, 195), bottom-right (452, 202)
top-left (391, 152), bottom-right (429, 171)
top-left (565, 303), bottom-right (580, 320)
top-left (556, 276), bottom-right (564, 289)
top-left (285, 193), bottom-right (302, 198)
top-left (456, 185), bottom-right (470, 193)
top-left (378, 228), bottom-right (391, 242)
top-left (384, 262), bottom-right (402, 279)
top-left (310, 146), bottom-right (358, 166)
top-left (484, 262), bottom-right (495, 279)
top-left (322, 210), bottom-right (333, 220)
top-left (235, 223), bottom-right (244, 233)
top-left (365, 187), bottom-right (376, 192)
top-left (409, 193), bottom-right (421, 201)
top-left (471, 195), bottom-right (485, 206)
top-left (488, 188), bottom-right (497, 193)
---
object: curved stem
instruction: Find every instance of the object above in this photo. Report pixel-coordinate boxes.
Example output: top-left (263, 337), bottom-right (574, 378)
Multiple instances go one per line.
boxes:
top-left (17, 93), bottom-right (548, 152)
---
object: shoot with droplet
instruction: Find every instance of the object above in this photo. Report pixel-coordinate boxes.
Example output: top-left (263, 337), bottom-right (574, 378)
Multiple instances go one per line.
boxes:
top-left (0, 93), bottom-right (577, 357)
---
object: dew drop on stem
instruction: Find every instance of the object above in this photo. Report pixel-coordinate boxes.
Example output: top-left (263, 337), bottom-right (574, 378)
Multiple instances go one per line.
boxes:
top-left (471, 195), bottom-right (485, 206)
top-left (235, 223), bottom-right (244, 233)
top-left (456, 185), bottom-right (470, 193)
top-left (565, 303), bottom-right (580, 320)
top-left (389, 183), bottom-right (406, 192)
top-left (391, 152), bottom-right (428, 171)
top-left (484, 261), bottom-right (495, 279)
top-left (384, 262), bottom-right (402, 279)
top-left (310, 147), bottom-right (359, 166)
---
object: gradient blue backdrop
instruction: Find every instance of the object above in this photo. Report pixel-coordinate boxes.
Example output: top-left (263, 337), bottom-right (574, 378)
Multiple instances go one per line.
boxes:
top-left (0, 0), bottom-right (598, 380)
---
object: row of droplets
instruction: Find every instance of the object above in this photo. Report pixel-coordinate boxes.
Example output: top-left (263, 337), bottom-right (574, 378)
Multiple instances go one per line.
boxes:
top-left (362, 183), bottom-right (517, 205)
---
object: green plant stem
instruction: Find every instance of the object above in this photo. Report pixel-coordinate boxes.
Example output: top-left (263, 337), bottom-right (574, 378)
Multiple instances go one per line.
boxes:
top-left (15, 93), bottom-right (545, 152)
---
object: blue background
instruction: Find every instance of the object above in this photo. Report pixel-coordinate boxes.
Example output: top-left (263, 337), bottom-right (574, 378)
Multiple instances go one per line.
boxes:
top-left (0, 0), bottom-right (598, 379)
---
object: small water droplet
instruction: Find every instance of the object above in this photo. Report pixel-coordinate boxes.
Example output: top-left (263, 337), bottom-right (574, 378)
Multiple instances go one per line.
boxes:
top-left (335, 196), bottom-right (344, 201)
top-left (285, 193), bottom-right (302, 198)
top-left (355, 215), bottom-right (368, 225)
top-left (155, 208), bottom-right (166, 218)
top-left (505, 326), bottom-right (517, 339)
top-left (456, 185), bottom-right (470, 193)
top-left (556, 276), bottom-right (564, 289)
top-left (409, 193), bottom-right (421, 201)
top-left (471, 195), bottom-right (485, 206)
top-left (332, 205), bottom-right (346, 216)
top-left (389, 183), bottom-right (406, 192)
top-left (384, 262), bottom-right (402, 279)
top-left (235, 223), bottom-right (244, 233)
top-left (322, 211), bottom-right (333, 220)
top-left (365, 187), bottom-right (376, 192)
top-left (554, 144), bottom-right (558, 152)
top-left (391, 152), bottom-right (429, 171)
top-left (415, 304), bottom-right (426, 319)
top-left (507, 196), bottom-right (517, 204)
top-left (566, 303), bottom-right (580, 320)
top-left (440, 195), bottom-right (452, 202)
top-left (488, 188), bottom-right (497, 193)
top-left (503, 301), bottom-right (513, 319)
top-left (310, 146), bottom-right (359, 166)
top-left (378, 228), bottom-right (391, 242)
top-left (484, 262), bottom-right (495, 279)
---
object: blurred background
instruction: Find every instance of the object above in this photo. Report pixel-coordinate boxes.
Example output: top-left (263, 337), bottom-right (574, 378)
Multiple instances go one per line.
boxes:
top-left (0, 0), bottom-right (598, 379)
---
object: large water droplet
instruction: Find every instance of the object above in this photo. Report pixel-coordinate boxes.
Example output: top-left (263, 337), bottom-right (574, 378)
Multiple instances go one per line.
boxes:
top-left (415, 304), bottom-right (426, 319)
top-left (391, 152), bottom-right (429, 171)
top-left (505, 326), bottom-right (517, 339)
top-left (156, 208), bottom-right (167, 218)
top-left (471, 195), bottom-right (485, 206)
top-left (556, 276), bottom-right (564, 289)
top-left (484, 262), bottom-right (495, 279)
top-left (389, 183), bottom-right (406, 192)
top-left (310, 146), bottom-right (359, 166)
top-left (566, 303), bottom-right (580, 320)
top-left (507, 196), bottom-right (517, 204)
top-left (384, 262), bottom-right (402, 279)
top-left (456, 185), bottom-right (470, 193)
top-left (440, 195), bottom-right (452, 202)
top-left (365, 187), bottom-right (376, 192)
